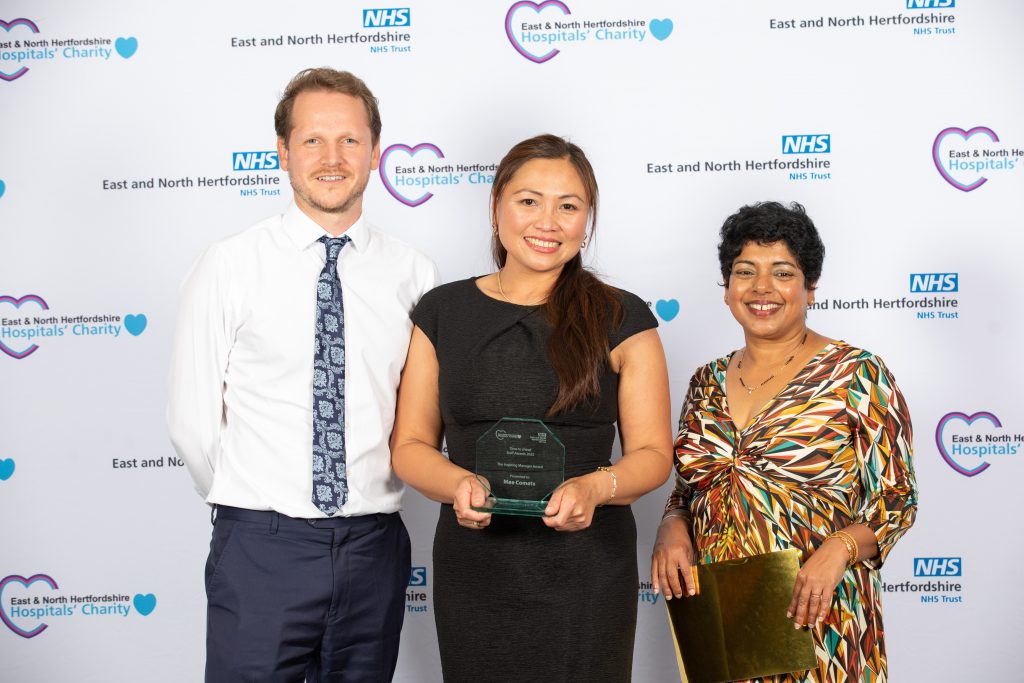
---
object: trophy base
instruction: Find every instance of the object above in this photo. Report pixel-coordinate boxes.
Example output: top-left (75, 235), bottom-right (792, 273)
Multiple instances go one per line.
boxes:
top-left (472, 497), bottom-right (550, 517)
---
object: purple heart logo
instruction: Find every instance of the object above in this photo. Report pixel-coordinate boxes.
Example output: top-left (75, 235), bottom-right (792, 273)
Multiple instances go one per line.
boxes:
top-left (0, 574), bottom-right (59, 638)
top-left (0, 294), bottom-right (49, 359)
top-left (0, 18), bottom-right (41, 82)
top-left (935, 411), bottom-right (1001, 477)
top-left (378, 143), bottom-right (445, 207)
top-left (504, 1), bottom-right (571, 64)
top-left (932, 126), bottom-right (999, 192)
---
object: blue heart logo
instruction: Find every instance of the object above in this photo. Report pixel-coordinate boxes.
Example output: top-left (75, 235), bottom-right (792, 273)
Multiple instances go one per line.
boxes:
top-left (133, 593), bottom-right (157, 616)
top-left (115, 37), bottom-right (138, 59)
top-left (650, 18), bottom-right (673, 41)
top-left (655, 299), bottom-right (680, 322)
top-left (0, 179), bottom-right (6, 199)
top-left (0, 459), bottom-right (14, 481)
top-left (124, 314), bottom-right (147, 336)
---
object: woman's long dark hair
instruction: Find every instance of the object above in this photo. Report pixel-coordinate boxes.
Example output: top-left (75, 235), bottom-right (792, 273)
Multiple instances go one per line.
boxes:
top-left (490, 134), bottom-right (623, 416)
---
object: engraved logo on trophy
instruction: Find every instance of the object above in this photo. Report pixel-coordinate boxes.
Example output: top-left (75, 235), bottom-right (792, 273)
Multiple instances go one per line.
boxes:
top-left (473, 418), bottom-right (565, 516)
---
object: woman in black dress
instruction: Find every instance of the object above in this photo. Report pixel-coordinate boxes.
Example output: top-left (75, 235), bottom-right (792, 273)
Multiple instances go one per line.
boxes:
top-left (391, 134), bottom-right (673, 682)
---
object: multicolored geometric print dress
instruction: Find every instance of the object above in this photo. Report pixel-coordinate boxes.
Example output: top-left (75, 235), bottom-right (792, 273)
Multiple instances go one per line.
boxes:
top-left (666, 342), bottom-right (918, 682)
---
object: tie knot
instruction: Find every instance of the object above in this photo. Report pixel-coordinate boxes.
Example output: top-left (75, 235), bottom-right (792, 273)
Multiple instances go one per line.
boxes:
top-left (320, 235), bottom-right (350, 265)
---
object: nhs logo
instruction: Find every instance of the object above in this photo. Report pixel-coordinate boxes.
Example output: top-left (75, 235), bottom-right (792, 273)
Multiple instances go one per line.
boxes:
top-left (914, 557), bottom-right (961, 576)
top-left (363, 8), bottom-right (411, 27)
top-left (409, 566), bottom-right (428, 586)
top-left (907, 0), bottom-right (954, 9)
top-left (232, 151), bottom-right (280, 171)
top-left (781, 134), bottom-right (830, 155)
top-left (909, 273), bottom-right (958, 293)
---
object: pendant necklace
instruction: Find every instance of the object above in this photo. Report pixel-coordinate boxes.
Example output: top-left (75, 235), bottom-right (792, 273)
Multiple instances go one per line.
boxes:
top-left (737, 332), bottom-right (808, 395)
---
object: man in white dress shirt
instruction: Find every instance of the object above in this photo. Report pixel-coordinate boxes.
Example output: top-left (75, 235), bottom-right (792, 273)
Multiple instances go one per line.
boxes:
top-left (167, 68), bottom-right (438, 682)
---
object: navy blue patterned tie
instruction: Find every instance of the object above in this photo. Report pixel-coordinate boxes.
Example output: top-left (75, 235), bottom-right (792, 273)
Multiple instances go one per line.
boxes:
top-left (312, 235), bottom-right (350, 515)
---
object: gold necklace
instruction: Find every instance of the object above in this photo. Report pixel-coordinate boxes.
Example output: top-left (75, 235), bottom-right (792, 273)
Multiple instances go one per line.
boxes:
top-left (496, 270), bottom-right (546, 306)
top-left (737, 332), bottom-right (808, 395)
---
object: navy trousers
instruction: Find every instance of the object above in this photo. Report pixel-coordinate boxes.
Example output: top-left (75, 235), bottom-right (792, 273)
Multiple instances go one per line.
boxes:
top-left (205, 506), bottom-right (410, 683)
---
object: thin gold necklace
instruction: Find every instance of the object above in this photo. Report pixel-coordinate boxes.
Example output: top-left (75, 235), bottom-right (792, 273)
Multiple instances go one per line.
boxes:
top-left (737, 332), bottom-right (808, 395)
top-left (496, 270), bottom-right (546, 306)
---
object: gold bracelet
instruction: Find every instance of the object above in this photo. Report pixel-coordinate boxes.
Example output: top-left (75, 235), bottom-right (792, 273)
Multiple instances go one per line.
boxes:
top-left (597, 466), bottom-right (617, 501)
top-left (829, 531), bottom-right (856, 565)
top-left (827, 530), bottom-right (858, 566)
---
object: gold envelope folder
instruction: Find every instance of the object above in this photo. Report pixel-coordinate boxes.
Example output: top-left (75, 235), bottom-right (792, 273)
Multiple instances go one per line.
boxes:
top-left (665, 549), bottom-right (817, 683)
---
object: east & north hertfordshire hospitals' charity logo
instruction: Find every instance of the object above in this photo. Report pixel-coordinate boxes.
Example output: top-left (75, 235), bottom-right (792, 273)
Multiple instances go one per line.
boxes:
top-left (0, 574), bottom-right (156, 638)
top-left (378, 143), bottom-right (497, 207)
top-left (637, 579), bottom-right (664, 606)
top-left (936, 411), bottom-right (1022, 477)
top-left (100, 148), bottom-right (283, 198)
top-left (0, 18), bottom-right (136, 82)
top-left (228, 7), bottom-right (412, 54)
top-left (0, 295), bottom-right (146, 360)
top-left (932, 126), bottom-right (1022, 192)
top-left (646, 132), bottom-right (832, 181)
top-left (504, 2), bottom-right (672, 64)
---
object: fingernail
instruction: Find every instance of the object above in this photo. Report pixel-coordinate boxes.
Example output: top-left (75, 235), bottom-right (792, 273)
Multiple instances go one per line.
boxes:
top-left (688, 589), bottom-right (695, 596)
top-left (664, 594), bottom-right (672, 601)
top-left (787, 611), bottom-right (793, 618)
top-left (794, 623), bottom-right (801, 630)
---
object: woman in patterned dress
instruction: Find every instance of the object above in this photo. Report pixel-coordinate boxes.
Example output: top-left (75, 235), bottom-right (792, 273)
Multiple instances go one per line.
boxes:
top-left (651, 201), bottom-right (918, 682)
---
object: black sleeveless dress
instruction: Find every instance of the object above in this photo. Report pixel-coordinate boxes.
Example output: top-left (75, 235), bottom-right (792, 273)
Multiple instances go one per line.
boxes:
top-left (410, 277), bottom-right (658, 683)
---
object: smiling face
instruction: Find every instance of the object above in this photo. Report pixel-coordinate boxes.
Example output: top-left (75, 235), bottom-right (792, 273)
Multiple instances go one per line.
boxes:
top-left (725, 240), bottom-right (815, 342)
top-left (493, 157), bottom-right (590, 276)
top-left (277, 90), bottom-right (380, 230)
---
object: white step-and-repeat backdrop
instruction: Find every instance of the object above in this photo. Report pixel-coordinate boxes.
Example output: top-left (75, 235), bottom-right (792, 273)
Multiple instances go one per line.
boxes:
top-left (2, 1), bottom-right (1021, 680)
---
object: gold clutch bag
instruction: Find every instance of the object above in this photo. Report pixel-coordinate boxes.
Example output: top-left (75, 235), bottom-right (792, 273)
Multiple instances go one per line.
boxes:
top-left (665, 548), bottom-right (817, 683)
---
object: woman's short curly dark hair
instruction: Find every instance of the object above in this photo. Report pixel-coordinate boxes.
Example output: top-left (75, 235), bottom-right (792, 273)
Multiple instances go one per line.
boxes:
top-left (717, 201), bottom-right (825, 290)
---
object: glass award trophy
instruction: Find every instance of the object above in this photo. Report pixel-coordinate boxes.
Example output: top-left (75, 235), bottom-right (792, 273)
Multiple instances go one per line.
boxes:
top-left (472, 418), bottom-right (565, 516)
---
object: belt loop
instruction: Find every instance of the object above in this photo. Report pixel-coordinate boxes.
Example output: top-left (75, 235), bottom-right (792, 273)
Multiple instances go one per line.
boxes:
top-left (270, 511), bottom-right (280, 535)
top-left (210, 504), bottom-right (217, 526)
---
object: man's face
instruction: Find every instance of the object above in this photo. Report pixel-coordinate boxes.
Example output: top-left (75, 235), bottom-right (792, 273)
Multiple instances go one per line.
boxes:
top-left (277, 90), bottom-right (380, 227)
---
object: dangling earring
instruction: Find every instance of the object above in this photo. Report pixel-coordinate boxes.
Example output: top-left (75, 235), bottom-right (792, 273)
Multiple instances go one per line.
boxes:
top-left (581, 233), bottom-right (589, 249)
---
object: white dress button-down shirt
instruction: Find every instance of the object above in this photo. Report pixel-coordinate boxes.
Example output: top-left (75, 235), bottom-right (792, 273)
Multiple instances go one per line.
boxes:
top-left (167, 203), bottom-right (439, 517)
